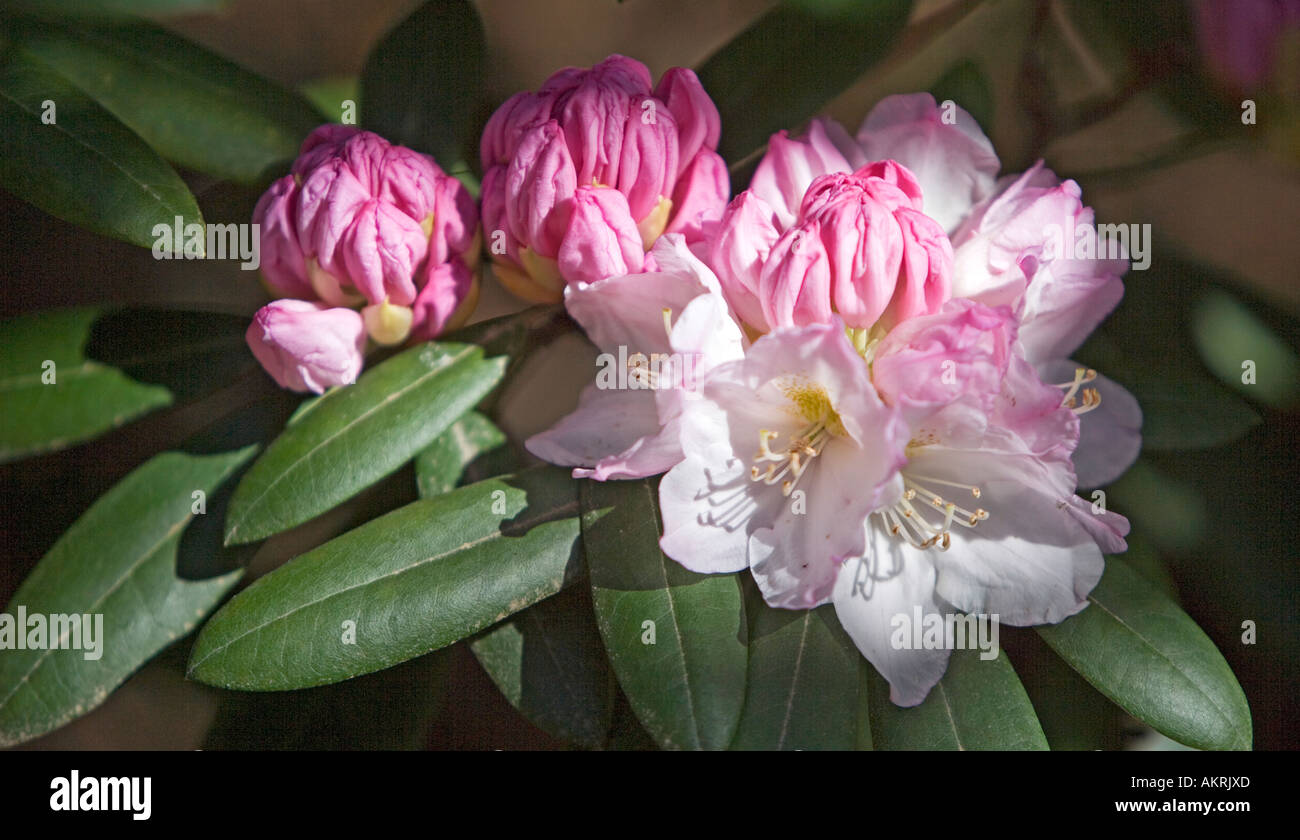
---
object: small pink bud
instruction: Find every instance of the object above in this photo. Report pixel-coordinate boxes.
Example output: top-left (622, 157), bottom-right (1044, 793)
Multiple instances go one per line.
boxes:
top-left (246, 299), bottom-right (366, 394)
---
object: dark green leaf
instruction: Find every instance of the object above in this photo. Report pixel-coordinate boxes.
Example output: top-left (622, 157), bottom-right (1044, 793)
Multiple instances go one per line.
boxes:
top-left (1038, 555), bottom-right (1252, 750)
top-left (731, 601), bottom-right (869, 750)
top-left (0, 308), bottom-right (172, 463)
top-left (224, 340), bottom-right (506, 545)
top-left (698, 0), bottom-right (913, 164)
top-left (415, 411), bottom-right (506, 498)
top-left (17, 22), bottom-right (322, 182)
top-left (470, 584), bottom-right (614, 749)
top-left (0, 448), bottom-right (253, 747)
top-left (360, 0), bottom-right (484, 166)
top-left (868, 648), bottom-right (1049, 750)
top-left (0, 46), bottom-right (203, 250)
top-left (581, 477), bottom-right (747, 750)
top-left (190, 468), bottom-right (583, 690)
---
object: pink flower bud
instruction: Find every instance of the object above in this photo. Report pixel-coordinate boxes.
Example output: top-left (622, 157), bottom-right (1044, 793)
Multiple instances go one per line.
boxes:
top-left (246, 299), bottom-right (366, 394)
top-left (481, 54), bottom-right (728, 301)
top-left (251, 125), bottom-right (480, 359)
top-left (748, 164), bottom-right (953, 332)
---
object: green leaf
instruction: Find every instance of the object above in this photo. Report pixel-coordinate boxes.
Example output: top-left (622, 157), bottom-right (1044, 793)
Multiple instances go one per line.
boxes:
top-left (868, 648), bottom-right (1049, 750)
top-left (224, 340), bottom-right (506, 545)
top-left (16, 22), bottom-right (323, 183)
top-left (0, 45), bottom-right (203, 250)
top-left (0, 308), bottom-right (172, 463)
top-left (2, 0), bottom-right (226, 19)
top-left (1130, 378), bottom-right (1260, 450)
top-left (360, 0), bottom-right (485, 166)
top-left (301, 75), bottom-right (359, 124)
top-left (415, 411), bottom-right (506, 498)
top-left (698, 0), bottom-right (913, 164)
top-left (1037, 555), bottom-right (1252, 750)
top-left (0, 448), bottom-right (252, 747)
top-left (731, 601), bottom-right (869, 750)
top-left (469, 584), bottom-right (615, 749)
top-left (1192, 288), bottom-right (1300, 408)
top-left (190, 467), bottom-right (583, 690)
top-left (581, 477), bottom-right (747, 751)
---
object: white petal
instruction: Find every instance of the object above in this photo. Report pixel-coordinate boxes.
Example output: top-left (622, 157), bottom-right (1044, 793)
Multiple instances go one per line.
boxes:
top-left (928, 461), bottom-right (1105, 626)
top-left (833, 524), bottom-right (953, 707)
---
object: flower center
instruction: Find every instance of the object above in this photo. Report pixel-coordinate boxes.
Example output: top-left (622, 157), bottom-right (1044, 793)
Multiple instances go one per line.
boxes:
top-left (749, 381), bottom-right (843, 497)
top-left (879, 472), bottom-right (988, 551)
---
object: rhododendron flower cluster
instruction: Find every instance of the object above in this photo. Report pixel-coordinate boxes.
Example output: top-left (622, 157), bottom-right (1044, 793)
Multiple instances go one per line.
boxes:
top-left (526, 92), bottom-right (1142, 706)
top-left (242, 57), bottom-right (1141, 706)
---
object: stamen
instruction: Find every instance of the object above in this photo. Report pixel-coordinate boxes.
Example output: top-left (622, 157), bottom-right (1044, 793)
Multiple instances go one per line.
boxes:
top-left (749, 422), bottom-right (830, 497)
top-left (662, 307), bottom-right (674, 341)
top-left (1055, 367), bottom-right (1097, 407)
top-left (882, 475), bottom-right (992, 552)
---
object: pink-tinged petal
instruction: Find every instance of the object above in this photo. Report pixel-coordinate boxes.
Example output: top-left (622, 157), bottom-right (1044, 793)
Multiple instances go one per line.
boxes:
top-left (339, 199), bottom-right (427, 305)
top-left (818, 188), bottom-right (903, 328)
top-left (573, 416), bottom-right (685, 481)
top-left (557, 62), bottom-right (644, 186)
top-left (750, 120), bottom-right (856, 227)
top-left (1037, 359), bottom-right (1142, 489)
top-left (949, 163), bottom-right (1079, 306)
top-left (563, 233), bottom-right (728, 356)
top-left (369, 143), bottom-right (445, 221)
top-left (653, 67), bottom-right (721, 174)
top-left (253, 175), bottom-right (312, 298)
top-left (293, 124), bottom-right (360, 175)
top-left (663, 149), bottom-right (729, 244)
top-left (411, 259), bottom-right (477, 341)
top-left (246, 299), bottom-right (366, 394)
top-left (832, 530), bottom-right (953, 707)
top-left (526, 382), bottom-right (662, 471)
top-left (707, 189), bottom-right (781, 332)
top-left (1019, 251), bottom-right (1125, 364)
top-left (759, 221), bottom-right (834, 329)
top-left (480, 164), bottom-right (518, 262)
top-left (872, 299), bottom-right (1014, 425)
top-left (992, 354), bottom-right (1080, 463)
top-left (617, 101), bottom-right (679, 222)
top-left (481, 91), bottom-right (555, 168)
top-left (295, 157), bottom-right (370, 276)
top-left (857, 93), bottom-right (1000, 232)
top-left (886, 206), bottom-right (954, 325)
top-left (505, 121), bottom-right (577, 259)
top-left (557, 186), bottom-right (645, 285)
top-left (427, 172), bottom-right (479, 266)
top-left (857, 159), bottom-right (924, 210)
top-left (1064, 495), bottom-right (1130, 556)
top-left (917, 448), bottom-right (1105, 626)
